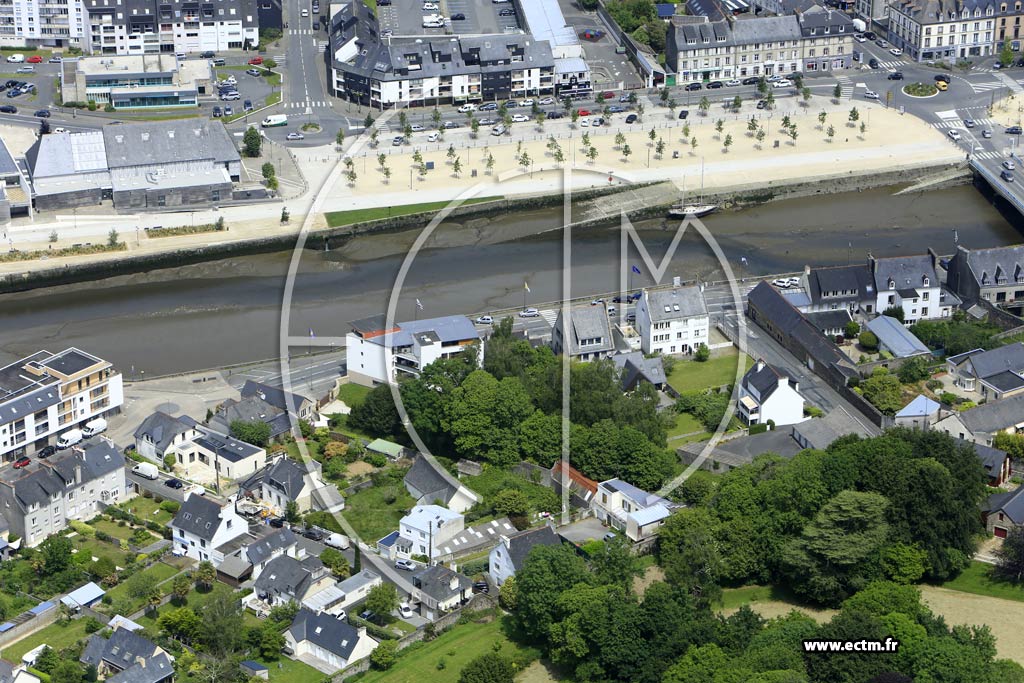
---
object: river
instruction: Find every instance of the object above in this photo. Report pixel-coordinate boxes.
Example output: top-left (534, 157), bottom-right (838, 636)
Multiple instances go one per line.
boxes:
top-left (0, 184), bottom-right (1019, 375)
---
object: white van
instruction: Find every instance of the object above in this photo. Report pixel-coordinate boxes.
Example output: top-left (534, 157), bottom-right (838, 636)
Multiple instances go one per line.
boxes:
top-left (82, 418), bottom-right (107, 437)
top-left (131, 462), bottom-right (160, 480)
top-left (325, 533), bottom-right (350, 550)
top-left (56, 429), bottom-right (83, 449)
top-left (261, 114), bottom-right (288, 127)
top-left (6, 54), bottom-right (24, 63)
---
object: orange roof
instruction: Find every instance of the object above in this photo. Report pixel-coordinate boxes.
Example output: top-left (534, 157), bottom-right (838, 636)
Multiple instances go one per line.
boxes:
top-left (551, 461), bottom-right (598, 495)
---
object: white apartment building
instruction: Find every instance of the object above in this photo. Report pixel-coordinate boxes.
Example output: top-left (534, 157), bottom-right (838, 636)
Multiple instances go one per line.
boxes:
top-left (0, 0), bottom-right (87, 48)
top-left (398, 504), bottom-right (464, 560)
top-left (0, 439), bottom-right (127, 547)
top-left (0, 347), bottom-right (123, 463)
top-left (346, 314), bottom-right (480, 386)
top-left (635, 286), bottom-right (709, 356)
top-left (888, 0), bottom-right (998, 61)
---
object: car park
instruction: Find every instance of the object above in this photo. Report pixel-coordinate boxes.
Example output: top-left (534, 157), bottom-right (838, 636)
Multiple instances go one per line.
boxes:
top-left (247, 68), bottom-right (262, 76)
top-left (707, 80), bottom-right (724, 88)
top-left (947, 129), bottom-right (962, 141)
top-left (887, 71), bottom-right (904, 80)
top-left (12, 457), bottom-right (30, 469)
top-left (0, 105), bottom-right (16, 114)
top-left (395, 559), bottom-right (416, 570)
top-left (625, 113), bottom-right (638, 123)
top-left (511, 113), bottom-right (529, 122)
top-left (213, 106), bottom-right (223, 117)
top-left (685, 82), bottom-right (702, 90)
top-left (34, 109), bottom-right (49, 117)
top-left (286, 132), bottom-right (305, 140)
top-left (519, 307), bottom-right (539, 317)
top-left (1002, 170), bottom-right (1015, 182)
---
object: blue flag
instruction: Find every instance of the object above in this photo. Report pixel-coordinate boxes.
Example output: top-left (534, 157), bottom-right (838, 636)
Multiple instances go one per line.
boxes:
top-left (631, 265), bottom-right (642, 275)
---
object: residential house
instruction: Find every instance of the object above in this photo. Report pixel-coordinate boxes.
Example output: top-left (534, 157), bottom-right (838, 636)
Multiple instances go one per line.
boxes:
top-left (403, 454), bottom-right (480, 513)
top-left (0, 438), bottom-right (127, 547)
top-left (737, 359), bottom-right (806, 427)
top-left (132, 411), bottom-right (199, 463)
top-left (488, 526), bottom-right (563, 586)
top-left (800, 263), bottom-right (876, 314)
top-left (251, 554), bottom-right (334, 608)
top-left (409, 564), bottom-right (472, 620)
top-left (285, 608), bottom-right (377, 672)
top-left (934, 392), bottom-right (1024, 445)
top-left (170, 424), bottom-right (267, 485)
top-left (865, 315), bottom-right (932, 358)
top-left (551, 306), bottom-right (616, 361)
top-left (946, 343), bottom-right (1024, 400)
top-left (551, 461), bottom-right (599, 508)
top-left (240, 381), bottom-right (317, 422)
top-left (635, 286), bottom-right (709, 355)
top-left (0, 347), bottom-right (123, 463)
top-left (398, 505), bottom-right (465, 561)
top-left (255, 455), bottom-right (345, 515)
top-left (345, 314), bottom-right (480, 386)
top-left (869, 251), bottom-right (953, 323)
top-left (973, 441), bottom-right (1012, 486)
top-left (0, 661), bottom-right (43, 683)
top-left (895, 394), bottom-right (941, 429)
top-left (791, 406), bottom-right (876, 449)
top-left (984, 484), bottom-right (1024, 537)
top-left (170, 492), bottom-right (248, 563)
top-left (947, 244), bottom-right (1024, 309)
top-left (208, 394), bottom-right (292, 443)
top-left (803, 310), bottom-right (854, 339)
top-left (243, 527), bottom-right (299, 581)
top-left (81, 628), bottom-right (174, 683)
top-left (593, 478), bottom-right (676, 542)
top-left (888, 0), bottom-right (1000, 62)
top-left (611, 352), bottom-right (667, 391)
top-left (335, 570), bottom-right (382, 611)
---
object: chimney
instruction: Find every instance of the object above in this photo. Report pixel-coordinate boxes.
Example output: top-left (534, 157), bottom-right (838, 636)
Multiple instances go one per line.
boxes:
top-left (803, 264), bottom-right (811, 278)
top-left (449, 574), bottom-right (459, 592)
top-left (75, 463), bottom-right (82, 485)
top-left (756, 359), bottom-right (765, 372)
top-left (927, 247), bottom-right (939, 272)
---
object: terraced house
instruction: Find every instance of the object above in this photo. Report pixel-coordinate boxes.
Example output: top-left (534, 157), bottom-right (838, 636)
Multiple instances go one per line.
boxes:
top-left (888, 0), bottom-right (999, 62)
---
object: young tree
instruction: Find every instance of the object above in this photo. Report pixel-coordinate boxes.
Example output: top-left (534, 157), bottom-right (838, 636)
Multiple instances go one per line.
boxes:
top-left (195, 560), bottom-right (216, 591)
top-left (336, 128), bottom-right (345, 146)
top-left (802, 86), bottom-right (811, 106)
top-left (364, 113), bottom-right (374, 129)
top-left (412, 149), bottom-right (423, 165)
top-left (698, 96), bottom-right (710, 116)
top-left (486, 152), bottom-right (495, 174)
top-left (614, 131), bottom-right (626, 148)
top-left (320, 547), bottom-right (350, 577)
top-left (470, 117), bottom-right (480, 137)
top-left (571, 109), bottom-right (580, 126)
top-left (747, 117), bottom-right (758, 135)
top-left (818, 110), bottom-right (828, 129)
top-left (636, 102), bottom-right (645, 119)
top-left (682, 122), bottom-right (690, 139)
top-left (284, 500), bottom-right (300, 524)
top-left (765, 91), bottom-right (775, 109)
top-left (757, 77), bottom-right (768, 95)
top-left (553, 146), bottom-right (565, 164)
top-left (535, 111), bottom-right (546, 130)
top-left (833, 83), bottom-right (843, 101)
top-left (403, 123), bottom-right (413, 139)
top-left (860, 121), bottom-right (867, 136)
top-left (107, 229), bottom-right (119, 247)
top-left (714, 119), bottom-right (724, 137)
top-left (229, 420), bottom-right (270, 446)
top-left (582, 132), bottom-right (591, 147)
top-left (849, 107), bottom-right (861, 124)
top-left (826, 124), bottom-right (836, 141)
top-left (458, 654), bottom-right (515, 683)
top-left (755, 127), bottom-right (766, 147)
top-left (788, 124), bottom-right (798, 143)
top-left (519, 151), bottom-right (531, 171)
top-left (366, 582), bottom-right (399, 618)
top-left (732, 94), bottom-right (742, 111)
top-left (648, 128), bottom-right (657, 143)
top-left (659, 87), bottom-right (670, 105)
top-left (668, 98), bottom-right (678, 116)
top-left (418, 162), bottom-right (428, 179)
top-left (261, 162), bottom-right (275, 179)
top-left (1001, 39), bottom-right (1015, 67)
top-left (690, 136), bottom-right (698, 154)
top-left (382, 166), bottom-right (392, 183)
top-left (586, 145), bottom-right (598, 163)
top-left (370, 640), bottom-right (398, 670)
top-left (172, 574), bottom-right (191, 602)
top-left (655, 137), bottom-right (665, 157)
top-left (242, 126), bottom-right (262, 157)
top-left (377, 153), bottom-right (386, 170)
top-left (723, 133), bottom-right (733, 152)
top-left (370, 128), bottom-right (379, 146)
top-left (453, 157), bottom-right (462, 178)
top-left (621, 143), bottom-right (632, 161)
top-left (431, 107), bottom-right (442, 128)
top-left (447, 144), bottom-right (456, 163)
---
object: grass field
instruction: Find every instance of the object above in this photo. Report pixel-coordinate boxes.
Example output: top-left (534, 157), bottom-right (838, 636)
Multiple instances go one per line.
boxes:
top-left (667, 349), bottom-right (750, 394)
top-left (118, 497), bottom-right (175, 525)
top-left (667, 412), bottom-right (705, 439)
top-left (254, 655), bottom-right (323, 683)
top-left (337, 383), bottom-right (371, 409)
top-left (342, 484), bottom-right (416, 543)
top-left (357, 615), bottom-right (540, 683)
top-left (72, 536), bottom-right (130, 567)
top-left (4, 617), bottom-right (92, 661)
top-left (103, 562), bottom-right (180, 611)
top-left (939, 560), bottom-right (1024, 602)
top-left (325, 197), bottom-right (502, 228)
top-left (90, 518), bottom-right (158, 543)
top-left (285, 439), bottom-right (323, 463)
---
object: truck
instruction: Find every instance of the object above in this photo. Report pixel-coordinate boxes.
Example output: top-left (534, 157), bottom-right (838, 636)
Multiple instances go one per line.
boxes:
top-left (261, 114), bottom-right (288, 127)
top-left (325, 533), bottom-right (350, 550)
top-left (131, 462), bottom-right (160, 480)
top-left (56, 429), bottom-right (83, 449)
top-left (852, 18), bottom-right (867, 32)
top-left (82, 418), bottom-right (107, 438)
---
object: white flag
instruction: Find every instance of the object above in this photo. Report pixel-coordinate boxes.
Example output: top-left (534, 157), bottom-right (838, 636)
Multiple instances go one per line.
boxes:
top-left (416, 298), bottom-right (424, 310)
top-left (524, 281), bottom-right (531, 293)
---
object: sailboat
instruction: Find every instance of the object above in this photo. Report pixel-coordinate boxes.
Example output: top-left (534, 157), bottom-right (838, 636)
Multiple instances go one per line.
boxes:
top-left (668, 159), bottom-right (717, 218)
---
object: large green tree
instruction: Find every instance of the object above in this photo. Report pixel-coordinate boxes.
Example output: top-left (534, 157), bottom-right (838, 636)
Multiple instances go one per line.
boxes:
top-left (229, 419), bottom-right (271, 447)
top-left (443, 370), bottom-right (534, 466)
top-left (513, 543), bottom-right (591, 642)
top-left (458, 654), bottom-right (515, 683)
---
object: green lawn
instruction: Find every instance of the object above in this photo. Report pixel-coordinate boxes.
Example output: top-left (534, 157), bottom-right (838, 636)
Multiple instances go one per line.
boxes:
top-left (667, 349), bottom-right (751, 394)
top-left (717, 584), bottom-right (817, 611)
top-left (325, 197), bottom-right (502, 228)
top-left (357, 615), bottom-right (539, 683)
top-left (3, 618), bottom-right (92, 661)
top-left (72, 536), bottom-right (130, 566)
top-left (265, 91), bottom-right (281, 107)
top-left (342, 484), bottom-right (417, 544)
top-left (285, 439), bottom-right (323, 462)
top-left (103, 562), bottom-right (180, 612)
top-left (118, 498), bottom-right (175, 525)
top-left (0, 47), bottom-right (53, 59)
top-left (90, 518), bottom-right (153, 542)
top-left (667, 412), bottom-right (705, 439)
top-left (337, 383), bottom-right (371, 409)
top-left (939, 560), bottom-right (1024, 603)
top-left (258, 656), bottom-right (323, 683)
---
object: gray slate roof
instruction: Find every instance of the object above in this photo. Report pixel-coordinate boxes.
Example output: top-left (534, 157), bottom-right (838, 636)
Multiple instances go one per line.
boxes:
top-left (871, 254), bottom-right (938, 293)
top-left (987, 484), bottom-right (1024, 524)
top-left (806, 264), bottom-right (875, 306)
top-left (0, 440), bottom-right (123, 512)
top-left (959, 392), bottom-right (1024, 433)
top-left (255, 555), bottom-right (325, 601)
top-left (961, 343), bottom-right (1024, 380)
top-left (263, 456), bottom-right (309, 501)
top-left (611, 351), bottom-right (666, 389)
top-left (962, 244), bottom-right (1024, 288)
top-left (865, 315), bottom-right (930, 358)
top-left (102, 120), bottom-right (238, 168)
top-left (288, 608), bottom-right (364, 661)
top-left (411, 564), bottom-right (472, 602)
top-left (81, 627), bottom-right (161, 671)
top-left (970, 441), bottom-right (1009, 482)
top-left (192, 426), bottom-right (263, 463)
top-left (891, 0), bottom-right (998, 25)
top-left (404, 454), bottom-right (461, 505)
top-left (211, 396), bottom-right (291, 439)
top-left (240, 381), bottom-right (310, 414)
top-left (645, 286), bottom-right (707, 323)
top-left (804, 310), bottom-right (854, 334)
top-left (244, 527), bottom-right (297, 566)
top-left (106, 652), bottom-right (174, 683)
top-left (793, 407), bottom-right (875, 448)
top-left (133, 411), bottom-right (193, 454)
top-left (742, 360), bottom-right (789, 402)
top-left (555, 306), bottom-right (615, 357)
top-left (503, 526), bottom-right (563, 572)
top-left (171, 494), bottom-right (230, 542)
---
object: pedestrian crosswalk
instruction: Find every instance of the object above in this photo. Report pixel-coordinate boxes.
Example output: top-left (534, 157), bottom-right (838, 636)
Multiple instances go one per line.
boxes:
top-left (971, 80), bottom-right (1005, 93)
top-left (317, 40), bottom-right (329, 54)
top-left (539, 309), bottom-right (558, 326)
top-left (995, 70), bottom-right (1024, 94)
top-left (973, 150), bottom-right (1005, 160)
top-left (273, 54), bottom-right (287, 66)
top-left (291, 28), bottom-right (317, 35)
top-left (931, 117), bottom-right (996, 129)
top-left (284, 100), bottom-right (330, 108)
top-left (835, 74), bottom-right (853, 97)
top-left (874, 60), bottom-right (905, 70)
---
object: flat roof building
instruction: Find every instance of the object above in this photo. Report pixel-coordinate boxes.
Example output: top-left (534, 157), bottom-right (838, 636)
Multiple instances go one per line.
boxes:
top-left (61, 54), bottom-right (212, 109)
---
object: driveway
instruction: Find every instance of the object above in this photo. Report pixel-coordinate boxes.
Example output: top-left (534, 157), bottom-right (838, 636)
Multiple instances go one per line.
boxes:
top-left (557, 517), bottom-right (607, 544)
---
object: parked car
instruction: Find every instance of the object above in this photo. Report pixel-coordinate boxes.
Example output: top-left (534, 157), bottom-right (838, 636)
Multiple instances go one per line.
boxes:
top-left (220, 91), bottom-right (240, 100)
top-left (0, 105), bottom-right (16, 114)
top-left (510, 113), bottom-right (528, 122)
top-left (303, 527), bottom-right (327, 541)
top-left (200, 50), bottom-right (216, 58)
top-left (890, 47), bottom-right (903, 56)
top-left (578, 108), bottom-right (591, 116)
top-left (876, 39), bottom-right (888, 47)
top-left (213, 106), bottom-right (223, 117)
top-left (519, 307), bottom-right (540, 318)
top-left (539, 96), bottom-right (554, 105)
top-left (855, 34), bottom-right (867, 42)
top-left (247, 67), bottom-right (262, 76)
top-left (546, 111), bottom-right (563, 119)
top-left (33, 109), bottom-right (50, 117)
top-left (268, 517), bottom-right (285, 528)
top-left (224, 105), bottom-right (233, 116)
top-left (313, 21), bottom-right (320, 29)
top-left (248, 56), bottom-right (264, 65)
top-left (706, 80), bottom-right (724, 89)
top-left (48, 56), bottom-right (62, 63)
top-left (398, 604), bottom-right (415, 618)
top-left (625, 113), bottom-right (638, 123)
top-left (771, 78), bottom-right (792, 88)
top-left (1004, 160), bottom-right (1016, 171)
top-left (725, 78), bottom-right (741, 86)
top-left (26, 55), bottom-right (42, 63)
top-left (451, 12), bottom-right (466, 18)
top-left (164, 477), bottom-right (185, 489)
top-left (472, 581), bottom-right (490, 594)
top-left (16, 66), bottom-right (34, 73)
top-left (479, 102), bottom-right (498, 111)
top-left (678, 109), bottom-right (689, 119)
top-left (1007, 125), bottom-right (1023, 134)
top-left (395, 559), bottom-right (416, 571)
top-left (244, 99), bottom-right (254, 111)
top-left (741, 76), bottom-right (760, 85)
top-left (475, 315), bottom-right (493, 324)
top-left (685, 82), bottom-right (702, 91)
top-left (37, 445), bottom-right (56, 459)
top-left (12, 457), bottom-right (30, 469)
top-left (286, 132), bottom-right (305, 140)
top-left (772, 278), bottom-right (792, 288)
top-left (619, 93), bottom-right (631, 102)
top-left (498, 7), bottom-right (514, 14)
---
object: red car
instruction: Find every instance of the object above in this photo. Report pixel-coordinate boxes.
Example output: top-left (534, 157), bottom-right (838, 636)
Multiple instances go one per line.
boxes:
top-left (26, 55), bottom-right (42, 63)
top-left (578, 109), bottom-right (591, 116)
top-left (602, 90), bottom-right (614, 99)
top-left (12, 456), bottom-right (30, 469)
top-left (248, 56), bottom-right (263, 65)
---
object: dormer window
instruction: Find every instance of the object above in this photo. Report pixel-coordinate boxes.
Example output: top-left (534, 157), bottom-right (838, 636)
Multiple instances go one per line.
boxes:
top-left (922, 275), bottom-right (930, 287)
top-left (888, 277), bottom-right (895, 290)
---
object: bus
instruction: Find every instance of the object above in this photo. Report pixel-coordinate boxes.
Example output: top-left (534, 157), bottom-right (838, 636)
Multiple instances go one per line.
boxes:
top-left (261, 114), bottom-right (288, 127)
